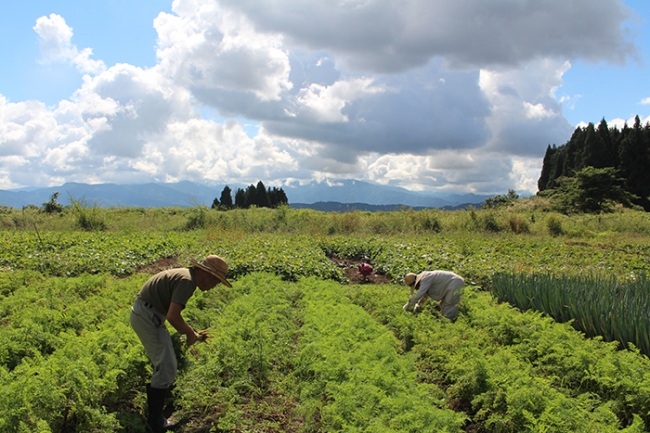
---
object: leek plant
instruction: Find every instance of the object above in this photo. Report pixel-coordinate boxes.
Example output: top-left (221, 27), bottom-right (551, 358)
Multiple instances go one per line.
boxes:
top-left (492, 272), bottom-right (650, 358)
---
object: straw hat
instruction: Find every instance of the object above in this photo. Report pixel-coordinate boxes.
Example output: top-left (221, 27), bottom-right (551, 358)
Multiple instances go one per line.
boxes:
top-left (190, 255), bottom-right (232, 288)
top-left (404, 273), bottom-right (417, 287)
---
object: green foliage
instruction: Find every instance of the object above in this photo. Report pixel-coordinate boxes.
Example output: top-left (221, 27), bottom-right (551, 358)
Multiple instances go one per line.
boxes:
top-left (545, 213), bottom-right (564, 236)
top-left (70, 197), bottom-right (106, 231)
top-left (481, 212), bottom-right (502, 232)
top-left (183, 205), bottom-right (208, 230)
top-left (173, 274), bottom-right (466, 432)
top-left (539, 117), bottom-right (650, 211)
top-left (347, 283), bottom-right (650, 432)
top-left (0, 273), bottom-right (149, 432)
top-left (0, 231), bottom-right (190, 276)
top-left (483, 189), bottom-right (519, 209)
top-left (296, 278), bottom-right (465, 432)
top-left (174, 273), bottom-right (301, 431)
top-left (5, 201), bottom-right (650, 239)
top-left (542, 166), bottom-right (638, 214)
top-left (507, 215), bottom-right (530, 234)
top-left (217, 234), bottom-right (345, 282)
top-left (3, 209), bottom-right (650, 431)
top-left (420, 214), bottom-right (443, 232)
top-left (492, 272), bottom-right (650, 358)
top-left (41, 192), bottom-right (64, 214)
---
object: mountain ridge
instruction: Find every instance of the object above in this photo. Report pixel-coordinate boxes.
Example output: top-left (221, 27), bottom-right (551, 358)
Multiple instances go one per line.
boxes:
top-left (0, 180), bottom-right (493, 210)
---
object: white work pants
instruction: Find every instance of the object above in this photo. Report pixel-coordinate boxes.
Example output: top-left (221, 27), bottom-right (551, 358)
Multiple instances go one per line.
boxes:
top-left (129, 298), bottom-right (177, 389)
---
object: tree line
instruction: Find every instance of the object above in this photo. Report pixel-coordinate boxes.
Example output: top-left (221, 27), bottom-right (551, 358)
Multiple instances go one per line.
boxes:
top-left (538, 115), bottom-right (650, 212)
top-left (212, 181), bottom-right (288, 210)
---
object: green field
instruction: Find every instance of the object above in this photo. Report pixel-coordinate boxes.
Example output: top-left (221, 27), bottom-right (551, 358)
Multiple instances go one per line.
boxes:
top-left (2, 202), bottom-right (650, 432)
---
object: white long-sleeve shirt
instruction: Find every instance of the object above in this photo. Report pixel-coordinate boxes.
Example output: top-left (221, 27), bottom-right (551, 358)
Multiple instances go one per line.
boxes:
top-left (406, 270), bottom-right (464, 307)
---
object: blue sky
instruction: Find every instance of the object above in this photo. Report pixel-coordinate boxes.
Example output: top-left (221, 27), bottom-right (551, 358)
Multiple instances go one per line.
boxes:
top-left (0, 1), bottom-right (171, 104)
top-left (557, 0), bottom-right (650, 126)
top-left (0, 0), bottom-right (647, 195)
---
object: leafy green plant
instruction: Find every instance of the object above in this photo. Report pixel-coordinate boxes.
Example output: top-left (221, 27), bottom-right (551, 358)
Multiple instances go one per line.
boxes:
top-left (70, 197), bottom-right (106, 231)
top-left (296, 278), bottom-right (465, 432)
top-left (183, 205), bottom-right (209, 230)
top-left (545, 213), bottom-right (564, 236)
top-left (508, 215), bottom-right (530, 234)
top-left (0, 273), bottom-right (150, 432)
top-left (4, 209), bottom-right (650, 431)
top-left (42, 192), bottom-right (64, 214)
top-left (481, 212), bottom-right (502, 232)
top-left (347, 283), bottom-right (650, 432)
top-left (492, 272), bottom-right (650, 359)
top-left (174, 273), bottom-right (301, 431)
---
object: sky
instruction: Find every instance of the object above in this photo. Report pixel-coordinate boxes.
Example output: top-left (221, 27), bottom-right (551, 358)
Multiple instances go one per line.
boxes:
top-left (1, 0), bottom-right (649, 196)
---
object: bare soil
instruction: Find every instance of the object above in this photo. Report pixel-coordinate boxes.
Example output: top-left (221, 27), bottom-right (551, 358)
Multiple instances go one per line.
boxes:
top-left (135, 256), bottom-right (180, 274)
top-left (327, 253), bottom-right (392, 284)
top-left (136, 254), bottom-right (393, 285)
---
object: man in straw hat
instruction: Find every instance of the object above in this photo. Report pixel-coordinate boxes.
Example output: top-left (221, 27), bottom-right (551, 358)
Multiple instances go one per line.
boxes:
top-left (403, 270), bottom-right (464, 320)
top-left (130, 255), bottom-right (232, 433)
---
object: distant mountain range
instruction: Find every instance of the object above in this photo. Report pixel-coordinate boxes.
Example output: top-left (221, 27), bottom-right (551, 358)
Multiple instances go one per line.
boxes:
top-left (0, 180), bottom-right (493, 210)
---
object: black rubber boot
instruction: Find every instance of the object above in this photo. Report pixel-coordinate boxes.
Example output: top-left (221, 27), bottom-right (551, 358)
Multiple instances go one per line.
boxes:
top-left (146, 385), bottom-right (176, 432)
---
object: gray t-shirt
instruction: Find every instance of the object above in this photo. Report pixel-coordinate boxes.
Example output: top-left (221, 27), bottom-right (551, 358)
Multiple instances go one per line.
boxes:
top-left (136, 268), bottom-right (197, 316)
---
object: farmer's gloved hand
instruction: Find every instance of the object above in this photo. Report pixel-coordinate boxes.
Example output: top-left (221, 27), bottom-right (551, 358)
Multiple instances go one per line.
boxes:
top-left (414, 304), bottom-right (421, 313)
top-left (403, 302), bottom-right (410, 311)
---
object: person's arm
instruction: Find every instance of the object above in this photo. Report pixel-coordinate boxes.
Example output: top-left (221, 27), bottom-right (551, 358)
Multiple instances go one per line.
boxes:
top-left (414, 294), bottom-right (428, 313)
top-left (166, 302), bottom-right (199, 346)
top-left (403, 281), bottom-right (430, 310)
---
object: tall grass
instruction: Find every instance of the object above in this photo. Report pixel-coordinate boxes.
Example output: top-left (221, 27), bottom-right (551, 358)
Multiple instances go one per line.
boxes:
top-left (2, 199), bottom-right (650, 239)
top-left (70, 198), bottom-right (106, 231)
top-left (492, 272), bottom-right (650, 358)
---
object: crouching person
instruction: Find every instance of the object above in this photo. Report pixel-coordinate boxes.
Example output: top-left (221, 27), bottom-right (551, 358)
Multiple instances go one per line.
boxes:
top-left (403, 270), bottom-right (464, 320)
top-left (130, 255), bottom-right (232, 432)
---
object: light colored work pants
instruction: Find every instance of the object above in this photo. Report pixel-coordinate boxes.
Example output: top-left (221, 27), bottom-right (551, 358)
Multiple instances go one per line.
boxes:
top-left (130, 298), bottom-right (177, 389)
top-left (440, 279), bottom-right (464, 320)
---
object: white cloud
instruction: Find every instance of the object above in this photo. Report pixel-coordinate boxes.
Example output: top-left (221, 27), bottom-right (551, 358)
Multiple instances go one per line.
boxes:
top-left (77, 64), bottom-right (194, 158)
top-left (154, 2), bottom-right (292, 102)
top-left (296, 78), bottom-right (384, 122)
top-left (33, 14), bottom-right (106, 75)
top-left (607, 114), bottom-right (650, 130)
top-left (0, 0), bottom-right (639, 196)
top-left (479, 59), bottom-right (574, 156)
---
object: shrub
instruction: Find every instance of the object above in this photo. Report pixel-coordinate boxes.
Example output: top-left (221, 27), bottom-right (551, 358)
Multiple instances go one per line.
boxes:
top-left (183, 206), bottom-right (208, 230)
top-left (508, 215), bottom-right (530, 234)
top-left (546, 214), bottom-right (563, 236)
top-left (482, 213), bottom-right (502, 232)
top-left (422, 215), bottom-right (443, 233)
top-left (70, 198), bottom-right (106, 231)
top-left (42, 192), bottom-right (64, 214)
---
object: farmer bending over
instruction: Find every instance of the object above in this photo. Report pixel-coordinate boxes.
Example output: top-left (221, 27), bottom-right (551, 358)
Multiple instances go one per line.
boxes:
top-left (130, 255), bottom-right (232, 433)
top-left (403, 270), bottom-right (464, 320)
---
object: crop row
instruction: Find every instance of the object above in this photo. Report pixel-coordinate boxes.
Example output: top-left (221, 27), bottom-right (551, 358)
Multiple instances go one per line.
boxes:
top-left (0, 231), bottom-right (189, 277)
top-left (347, 283), bottom-right (650, 432)
top-left (175, 274), bottom-right (465, 432)
top-left (0, 270), bottom-right (464, 432)
top-left (319, 235), bottom-right (650, 286)
top-left (4, 266), bottom-right (650, 432)
top-left (2, 232), bottom-right (650, 284)
top-left (0, 271), bottom-right (150, 431)
top-left (492, 272), bottom-right (650, 358)
top-left (3, 229), bottom-right (650, 432)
